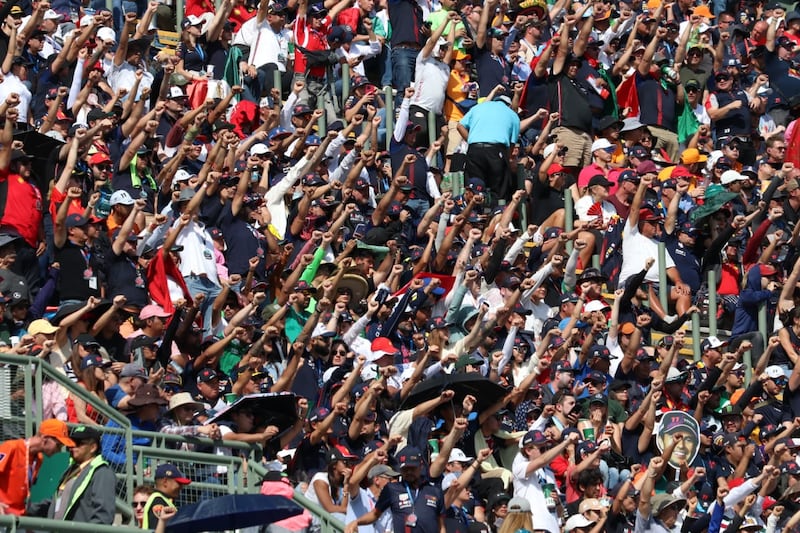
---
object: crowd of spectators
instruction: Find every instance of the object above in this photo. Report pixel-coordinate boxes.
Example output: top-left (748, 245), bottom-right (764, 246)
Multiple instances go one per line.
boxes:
top-left (4, 0), bottom-right (800, 529)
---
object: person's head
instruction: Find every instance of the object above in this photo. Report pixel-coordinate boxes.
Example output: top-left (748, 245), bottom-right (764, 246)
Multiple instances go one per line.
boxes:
top-left (576, 468), bottom-right (604, 498)
top-left (488, 27), bottom-right (507, 54)
top-left (368, 464), bottom-right (399, 489)
top-left (5, 5), bottom-right (23, 30)
top-left (308, 3), bottom-right (328, 29)
top-left (766, 134), bottom-right (787, 163)
top-left (763, 365), bottom-right (788, 395)
top-left (109, 190), bottom-right (135, 221)
top-left (196, 368), bottom-right (221, 402)
top-left (637, 207), bottom-right (663, 238)
top-left (154, 463), bottom-right (191, 498)
top-left (552, 361), bottom-right (576, 389)
top-left (651, 494), bottom-right (686, 529)
top-left (719, 404), bottom-right (743, 433)
top-left (266, 1), bottom-right (288, 28)
top-left (68, 425), bottom-right (102, 464)
top-left (120, 363), bottom-right (147, 393)
top-left (519, 429), bottom-right (550, 460)
top-left (168, 392), bottom-right (203, 425)
top-left (28, 318), bottom-right (58, 345)
top-left (132, 484), bottom-right (154, 525)
top-left (35, 419), bottom-right (75, 456)
top-left (397, 446), bottom-right (424, 486)
top-left (139, 304), bottom-right (171, 336)
top-left (591, 138), bottom-right (614, 164)
top-left (700, 335), bottom-right (726, 365)
top-left (553, 389), bottom-right (576, 417)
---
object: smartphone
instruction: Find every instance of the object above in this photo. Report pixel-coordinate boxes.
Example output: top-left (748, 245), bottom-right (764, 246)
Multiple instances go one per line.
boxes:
top-left (353, 223), bottom-right (366, 240)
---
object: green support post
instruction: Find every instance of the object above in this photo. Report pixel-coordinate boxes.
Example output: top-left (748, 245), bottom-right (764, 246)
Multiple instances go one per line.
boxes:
top-left (384, 87), bottom-right (394, 151)
top-left (274, 70), bottom-right (282, 101)
top-left (341, 64), bottom-right (350, 121)
top-left (564, 190), bottom-right (574, 255)
top-left (658, 242), bottom-right (668, 312)
top-left (692, 312), bottom-right (701, 361)
top-left (427, 110), bottom-right (436, 149)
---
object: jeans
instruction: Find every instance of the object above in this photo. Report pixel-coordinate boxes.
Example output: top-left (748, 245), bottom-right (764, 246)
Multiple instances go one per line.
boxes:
top-left (184, 275), bottom-right (221, 336)
top-left (391, 47), bottom-right (418, 105)
top-left (113, 0), bottom-right (139, 31)
top-left (381, 45), bottom-right (393, 87)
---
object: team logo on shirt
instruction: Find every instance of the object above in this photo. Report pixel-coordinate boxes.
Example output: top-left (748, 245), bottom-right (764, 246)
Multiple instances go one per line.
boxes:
top-left (425, 495), bottom-right (438, 507)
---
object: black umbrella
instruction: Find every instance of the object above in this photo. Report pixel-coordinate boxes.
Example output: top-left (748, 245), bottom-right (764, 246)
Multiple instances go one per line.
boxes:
top-left (165, 494), bottom-right (303, 533)
top-left (403, 372), bottom-right (508, 412)
top-left (207, 392), bottom-right (299, 433)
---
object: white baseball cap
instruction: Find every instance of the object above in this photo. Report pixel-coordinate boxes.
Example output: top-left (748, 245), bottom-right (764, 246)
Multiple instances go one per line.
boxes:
top-left (591, 138), bottom-right (613, 152)
top-left (720, 170), bottom-right (747, 185)
top-left (168, 86), bottom-right (186, 99)
top-left (448, 448), bottom-right (473, 463)
top-left (43, 9), bottom-right (63, 20)
top-left (250, 143), bottom-right (271, 156)
top-left (97, 27), bottom-right (117, 43)
top-left (174, 169), bottom-right (193, 182)
top-left (565, 515), bottom-right (596, 532)
top-left (110, 190), bottom-right (135, 206)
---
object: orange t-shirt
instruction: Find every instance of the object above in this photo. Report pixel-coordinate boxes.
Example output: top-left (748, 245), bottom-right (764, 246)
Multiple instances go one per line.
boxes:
top-left (0, 439), bottom-right (42, 515)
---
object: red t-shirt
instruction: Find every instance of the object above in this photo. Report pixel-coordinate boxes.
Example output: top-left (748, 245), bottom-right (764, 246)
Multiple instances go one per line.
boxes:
top-left (49, 188), bottom-right (85, 221)
top-left (0, 168), bottom-right (43, 248)
top-left (293, 14), bottom-right (332, 77)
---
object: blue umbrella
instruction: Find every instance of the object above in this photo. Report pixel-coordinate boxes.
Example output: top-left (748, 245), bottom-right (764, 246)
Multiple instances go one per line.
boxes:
top-left (166, 494), bottom-right (303, 533)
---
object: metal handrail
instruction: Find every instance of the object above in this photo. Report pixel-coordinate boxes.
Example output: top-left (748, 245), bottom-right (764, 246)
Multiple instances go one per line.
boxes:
top-left (0, 353), bottom-right (135, 502)
top-left (247, 461), bottom-right (346, 533)
top-left (0, 514), bottom-right (143, 533)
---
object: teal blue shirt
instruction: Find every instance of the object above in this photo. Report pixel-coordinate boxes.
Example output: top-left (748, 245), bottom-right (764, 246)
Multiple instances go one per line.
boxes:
top-left (460, 101), bottom-right (520, 146)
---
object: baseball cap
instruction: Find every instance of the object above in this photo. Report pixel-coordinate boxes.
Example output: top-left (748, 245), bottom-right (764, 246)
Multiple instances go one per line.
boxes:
top-left (397, 446), bottom-right (423, 468)
top-left (196, 368), bottom-right (219, 383)
top-left (681, 148), bottom-right (708, 164)
top-left (520, 429), bottom-right (548, 447)
top-left (28, 319), bottom-right (59, 336)
top-left (70, 425), bottom-right (102, 443)
top-left (701, 335), bottom-right (727, 352)
top-left (139, 304), bottom-right (171, 320)
top-left (591, 138), bottom-right (614, 152)
top-left (507, 497), bottom-right (531, 513)
top-left (109, 190), bottom-right (135, 206)
top-left (155, 463), bottom-right (191, 484)
top-left (721, 170), bottom-right (747, 185)
top-left (120, 363), bottom-right (147, 379)
top-left (368, 464), bottom-right (400, 479)
top-left (89, 152), bottom-right (112, 166)
top-left (39, 419), bottom-right (76, 447)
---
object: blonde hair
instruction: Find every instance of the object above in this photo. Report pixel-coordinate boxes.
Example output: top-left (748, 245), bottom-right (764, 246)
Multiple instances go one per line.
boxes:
top-left (497, 509), bottom-right (533, 533)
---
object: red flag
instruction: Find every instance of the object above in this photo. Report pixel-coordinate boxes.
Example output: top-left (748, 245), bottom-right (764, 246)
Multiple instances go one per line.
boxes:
top-left (146, 249), bottom-right (192, 316)
top-left (392, 273), bottom-right (456, 298)
top-left (788, 119), bottom-right (800, 168)
top-left (616, 75), bottom-right (640, 118)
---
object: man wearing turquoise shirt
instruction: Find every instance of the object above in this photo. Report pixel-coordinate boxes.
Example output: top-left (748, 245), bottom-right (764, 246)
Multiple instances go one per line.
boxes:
top-left (457, 95), bottom-right (520, 202)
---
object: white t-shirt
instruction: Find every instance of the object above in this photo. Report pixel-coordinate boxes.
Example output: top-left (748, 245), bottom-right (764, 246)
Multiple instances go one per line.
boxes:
top-left (511, 453), bottom-right (561, 533)
top-left (0, 74), bottom-right (32, 123)
top-left (618, 218), bottom-right (675, 288)
top-left (233, 18), bottom-right (292, 71)
top-left (304, 472), bottom-right (346, 526)
top-left (411, 53), bottom-right (450, 114)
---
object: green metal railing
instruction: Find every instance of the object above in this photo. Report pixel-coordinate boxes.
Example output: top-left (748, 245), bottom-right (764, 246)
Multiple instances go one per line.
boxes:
top-left (0, 354), bottom-right (344, 532)
top-left (249, 462), bottom-right (345, 533)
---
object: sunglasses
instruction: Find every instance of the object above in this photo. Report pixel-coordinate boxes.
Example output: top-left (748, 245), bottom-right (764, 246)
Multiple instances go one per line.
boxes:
top-left (164, 385), bottom-right (181, 393)
top-left (94, 163), bottom-right (111, 170)
top-left (133, 501), bottom-right (148, 508)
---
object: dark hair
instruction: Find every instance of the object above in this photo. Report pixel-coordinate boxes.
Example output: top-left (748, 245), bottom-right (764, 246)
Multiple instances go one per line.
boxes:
top-left (576, 468), bottom-right (604, 491)
top-left (552, 389), bottom-right (575, 406)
